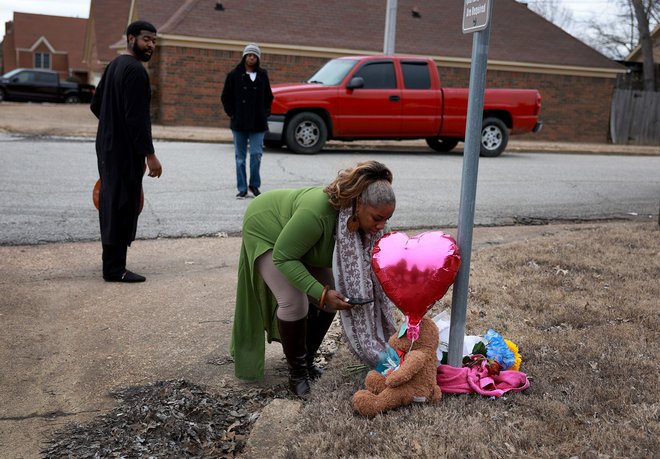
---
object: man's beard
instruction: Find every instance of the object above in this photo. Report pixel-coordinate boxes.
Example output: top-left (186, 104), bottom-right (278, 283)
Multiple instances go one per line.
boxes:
top-left (132, 41), bottom-right (153, 62)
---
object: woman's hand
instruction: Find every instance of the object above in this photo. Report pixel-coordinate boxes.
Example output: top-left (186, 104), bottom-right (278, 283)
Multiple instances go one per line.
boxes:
top-left (325, 289), bottom-right (354, 311)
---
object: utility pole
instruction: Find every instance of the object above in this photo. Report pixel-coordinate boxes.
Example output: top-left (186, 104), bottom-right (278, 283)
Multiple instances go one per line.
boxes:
top-left (383, 0), bottom-right (397, 54)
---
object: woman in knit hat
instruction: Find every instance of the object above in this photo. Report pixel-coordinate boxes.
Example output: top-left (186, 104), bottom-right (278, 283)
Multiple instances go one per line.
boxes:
top-left (221, 43), bottom-right (274, 198)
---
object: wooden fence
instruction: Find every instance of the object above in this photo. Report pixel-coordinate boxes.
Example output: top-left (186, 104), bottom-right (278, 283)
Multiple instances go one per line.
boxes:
top-left (610, 89), bottom-right (660, 145)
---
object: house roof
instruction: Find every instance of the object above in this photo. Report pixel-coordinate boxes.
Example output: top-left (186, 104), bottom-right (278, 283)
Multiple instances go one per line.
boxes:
top-left (90, 0), bottom-right (622, 76)
top-left (140, 0), bottom-right (621, 73)
top-left (11, 12), bottom-right (88, 70)
top-left (86, 0), bottom-right (131, 64)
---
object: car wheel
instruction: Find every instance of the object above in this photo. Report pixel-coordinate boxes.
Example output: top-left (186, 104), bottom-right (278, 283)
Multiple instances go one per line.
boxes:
top-left (65, 94), bottom-right (81, 104)
top-left (480, 117), bottom-right (509, 157)
top-left (425, 137), bottom-right (459, 153)
top-left (0, 89), bottom-right (5, 102)
top-left (285, 112), bottom-right (327, 154)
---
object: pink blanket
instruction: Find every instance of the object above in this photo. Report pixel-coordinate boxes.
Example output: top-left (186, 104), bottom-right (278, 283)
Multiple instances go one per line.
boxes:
top-left (436, 361), bottom-right (530, 397)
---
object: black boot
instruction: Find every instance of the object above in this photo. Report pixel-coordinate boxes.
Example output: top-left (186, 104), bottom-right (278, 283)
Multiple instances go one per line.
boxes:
top-left (306, 306), bottom-right (337, 379)
top-left (277, 317), bottom-right (311, 397)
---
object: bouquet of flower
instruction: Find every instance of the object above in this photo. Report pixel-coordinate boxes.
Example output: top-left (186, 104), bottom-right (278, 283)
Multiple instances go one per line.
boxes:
top-left (434, 311), bottom-right (522, 374)
top-left (460, 329), bottom-right (522, 375)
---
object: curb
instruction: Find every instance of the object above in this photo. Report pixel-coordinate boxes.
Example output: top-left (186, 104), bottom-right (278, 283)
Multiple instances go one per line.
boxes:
top-left (1, 127), bottom-right (657, 156)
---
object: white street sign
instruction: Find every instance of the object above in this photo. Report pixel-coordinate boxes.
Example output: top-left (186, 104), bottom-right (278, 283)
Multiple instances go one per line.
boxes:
top-left (463, 0), bottom-right (491, 34)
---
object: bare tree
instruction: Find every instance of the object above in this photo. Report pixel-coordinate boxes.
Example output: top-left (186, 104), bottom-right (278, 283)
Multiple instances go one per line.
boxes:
top-left (522, 0), bottom-right (658, 71)
top-left (581, 2), bottom-right (638, 58)
top-left (583, 1), bottom-right (658, 62)
top-left (631, 0), bottom-right (656, 91)
top-left (523, 0), bottom-right (575, 31)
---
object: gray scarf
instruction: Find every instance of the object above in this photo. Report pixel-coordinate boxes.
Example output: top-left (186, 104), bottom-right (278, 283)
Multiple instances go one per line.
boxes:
top-left (333, 206), bottom-right (397, 367)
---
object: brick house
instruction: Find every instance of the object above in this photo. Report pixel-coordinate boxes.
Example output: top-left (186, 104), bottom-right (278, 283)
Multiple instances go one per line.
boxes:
top-left (87, 0), bottom-right (624, 143)
top-left (2, 12), bottom-right (90, 83)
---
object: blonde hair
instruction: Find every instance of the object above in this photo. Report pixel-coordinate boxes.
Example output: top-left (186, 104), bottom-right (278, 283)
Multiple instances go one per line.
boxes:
top-left (324, 160), bottom-right (395, 210)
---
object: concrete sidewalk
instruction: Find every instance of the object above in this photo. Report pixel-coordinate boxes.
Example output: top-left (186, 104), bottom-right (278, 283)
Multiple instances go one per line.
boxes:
top-left (0, 235), bottom-right (297, 458)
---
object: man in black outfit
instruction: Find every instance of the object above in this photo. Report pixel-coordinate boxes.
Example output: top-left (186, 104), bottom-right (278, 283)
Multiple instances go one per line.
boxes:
top-left (91, 20), bottom-right (163, 283)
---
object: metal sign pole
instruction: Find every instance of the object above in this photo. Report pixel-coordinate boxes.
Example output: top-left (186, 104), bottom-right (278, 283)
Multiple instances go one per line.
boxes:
top-left (447, 2), bottom-right (493, 367)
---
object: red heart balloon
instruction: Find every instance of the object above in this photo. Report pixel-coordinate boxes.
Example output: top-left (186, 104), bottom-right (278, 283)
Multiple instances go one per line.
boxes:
top-left (372, 231), bottom-right (461, 328)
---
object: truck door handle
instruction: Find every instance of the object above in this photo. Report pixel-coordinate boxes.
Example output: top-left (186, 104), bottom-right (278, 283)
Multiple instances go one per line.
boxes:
top-left (389, 95), bottom-right (400, 102)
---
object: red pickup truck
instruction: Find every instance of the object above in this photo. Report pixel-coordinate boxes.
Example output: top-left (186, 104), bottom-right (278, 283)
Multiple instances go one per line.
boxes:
top-left (265, 56), bottom-right (542, 157)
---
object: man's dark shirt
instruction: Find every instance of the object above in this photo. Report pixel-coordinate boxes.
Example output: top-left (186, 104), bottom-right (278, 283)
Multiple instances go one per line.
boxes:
top-left (91, 54), bottom-right (154, 245)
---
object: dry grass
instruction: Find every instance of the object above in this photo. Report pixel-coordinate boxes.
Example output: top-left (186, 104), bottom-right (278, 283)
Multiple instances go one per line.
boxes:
top-left (286, 222), bottom-right (659, 458)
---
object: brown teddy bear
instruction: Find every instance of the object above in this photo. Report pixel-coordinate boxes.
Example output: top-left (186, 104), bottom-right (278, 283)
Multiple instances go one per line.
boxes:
top-left (353, 316), bottom-right (442, 417)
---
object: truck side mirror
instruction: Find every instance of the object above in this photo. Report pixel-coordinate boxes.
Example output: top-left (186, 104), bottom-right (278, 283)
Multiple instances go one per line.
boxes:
top-left (346, 77), bottom-right (364, 90)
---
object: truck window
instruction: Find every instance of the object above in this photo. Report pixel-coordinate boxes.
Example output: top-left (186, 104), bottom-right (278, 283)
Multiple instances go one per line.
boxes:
top-left (307, 59), bottom-right (358, 86)
top-left (401, 61), bottom-right (431, 89)
top-left (353, 62), bottom-right (396, 89)
top-left (35, 72), bottom-right (57, 84)
top-left (15, 72), bottom-right (35, 84)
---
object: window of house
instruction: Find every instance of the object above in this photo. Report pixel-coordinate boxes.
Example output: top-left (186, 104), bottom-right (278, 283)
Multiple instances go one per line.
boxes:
top-left (34, 53), bottom-right (51, 69)
top-left (401, 61), bottom-right (432, 89)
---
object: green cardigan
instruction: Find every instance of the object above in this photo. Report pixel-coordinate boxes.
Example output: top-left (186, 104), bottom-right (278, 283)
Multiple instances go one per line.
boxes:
top-left (230, 187), bottom-right (338, 381)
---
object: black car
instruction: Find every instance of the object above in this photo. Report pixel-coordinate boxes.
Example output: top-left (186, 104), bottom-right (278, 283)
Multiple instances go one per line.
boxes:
top-left (0, 68), bottom-right (95, 104)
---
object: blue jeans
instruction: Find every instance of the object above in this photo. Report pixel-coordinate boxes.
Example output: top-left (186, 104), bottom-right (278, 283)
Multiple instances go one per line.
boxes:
top-left (233, 130), bottom-right (265, 193)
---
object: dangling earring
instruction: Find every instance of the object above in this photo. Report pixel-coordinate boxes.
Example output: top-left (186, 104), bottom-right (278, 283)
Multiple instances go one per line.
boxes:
top-left (347, 213), bottom-right (359, 232)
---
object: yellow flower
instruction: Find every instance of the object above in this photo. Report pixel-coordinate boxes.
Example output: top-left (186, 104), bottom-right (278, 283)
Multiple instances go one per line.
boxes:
top-left (504, 339), bottom-right (522, 371)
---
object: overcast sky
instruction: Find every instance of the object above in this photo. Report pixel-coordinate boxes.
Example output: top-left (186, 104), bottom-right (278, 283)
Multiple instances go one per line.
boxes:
top-left (0, 0), bottom-right (621, 40)
top-left (1, 0), bottom-right (90, 28)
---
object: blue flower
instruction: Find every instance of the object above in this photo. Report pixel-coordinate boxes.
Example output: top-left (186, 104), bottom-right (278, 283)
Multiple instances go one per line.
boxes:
top-left (484, 329), bottom-right (515, 370)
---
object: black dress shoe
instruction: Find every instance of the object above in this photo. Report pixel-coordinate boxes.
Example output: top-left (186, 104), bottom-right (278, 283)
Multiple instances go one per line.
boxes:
top-left (248, 186), bottom-right (261, 197)
top-left (104, 270), bottom-right (146, 283)
top-left (236, 191), bottom-right (248, 198)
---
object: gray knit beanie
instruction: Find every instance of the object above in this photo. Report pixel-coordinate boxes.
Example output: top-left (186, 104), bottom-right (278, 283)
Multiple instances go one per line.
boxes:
top-left (242, 43), bottom-right (261, 59)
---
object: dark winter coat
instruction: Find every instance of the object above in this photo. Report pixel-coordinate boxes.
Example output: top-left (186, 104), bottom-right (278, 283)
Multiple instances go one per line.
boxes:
top-left (91, 54), bottom-right (154, 246)
top-left (221, 63), bottom-right (273, 132)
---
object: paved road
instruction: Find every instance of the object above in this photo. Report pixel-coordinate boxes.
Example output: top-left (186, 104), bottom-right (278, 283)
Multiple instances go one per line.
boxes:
top-left (1, 133), bottom-right (658, 245)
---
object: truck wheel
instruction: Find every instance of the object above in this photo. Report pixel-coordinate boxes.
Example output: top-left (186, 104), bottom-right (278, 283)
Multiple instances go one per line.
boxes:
top-left (480, 117), bottom-right (508, 157)
top-left (425, 137), bottom-right (459, 153)
top-left (64, 94), bottom-right (81, 104)
top-left (285, 112), bottom-right (327, 154)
